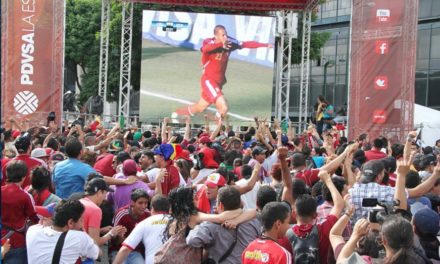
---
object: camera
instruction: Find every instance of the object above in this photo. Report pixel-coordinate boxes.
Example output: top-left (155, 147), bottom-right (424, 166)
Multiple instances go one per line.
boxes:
top-left (362, 198), bottom-right (400, 224)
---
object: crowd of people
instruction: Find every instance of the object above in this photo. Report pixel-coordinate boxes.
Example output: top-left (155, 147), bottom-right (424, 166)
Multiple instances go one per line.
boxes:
top-left (1, 115), bottom-right (439, 264)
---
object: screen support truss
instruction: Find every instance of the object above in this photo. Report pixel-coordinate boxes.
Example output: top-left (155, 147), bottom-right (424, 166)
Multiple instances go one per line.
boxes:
top-left (275, 10), bottom-right (295, 123)
top-left (298, 0), bottom-right (318, 131)
top-left (118, 1), bottom-right (133, 125)
top-left (99, 0), bottom-right (110, 118)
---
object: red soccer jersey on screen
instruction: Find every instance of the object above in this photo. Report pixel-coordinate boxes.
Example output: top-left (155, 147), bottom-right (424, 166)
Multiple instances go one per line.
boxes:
top-left (242, 238), bottom-right (292, 264)
top-left (200, 38), bottom-right (270, 86)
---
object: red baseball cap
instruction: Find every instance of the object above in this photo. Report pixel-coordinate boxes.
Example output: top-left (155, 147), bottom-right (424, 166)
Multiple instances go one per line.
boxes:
top-left (175, 149), bottom-right (192, 162)
top-left (199, 136), bottom-right (211, 144)
top-left (12, 130), bottom-right (21, 139)
top-left (205, 173), bottom-right (226, 188)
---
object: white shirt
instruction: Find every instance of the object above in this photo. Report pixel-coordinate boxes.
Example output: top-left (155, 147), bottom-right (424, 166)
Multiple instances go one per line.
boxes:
top-left (235, 179), bottom-right (261, 210)
top-left (122, 214), bottom-right (171, 264)
top-left (26, 225), bottom-right (99, 264)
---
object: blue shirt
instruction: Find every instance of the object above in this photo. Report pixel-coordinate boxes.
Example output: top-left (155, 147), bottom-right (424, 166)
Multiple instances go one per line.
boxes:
top-left (53, 158), bottom-right (95, 199)
top-left (312, 156), bottom-right (325, 168)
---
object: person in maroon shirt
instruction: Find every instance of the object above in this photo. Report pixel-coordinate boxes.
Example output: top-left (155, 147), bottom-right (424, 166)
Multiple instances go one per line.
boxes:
top-left (153, 144), bottom-right (180, 196)
top-left (110, 189), bottom-right (151, 262)
top-left (1, 135), bottom-right (46, 187)
top-left (175, 25), bottom-right (273, 119)
top-left (364, 138), bottom-right (387, 161)
top-left (1, 160), bottom-right (39, 263)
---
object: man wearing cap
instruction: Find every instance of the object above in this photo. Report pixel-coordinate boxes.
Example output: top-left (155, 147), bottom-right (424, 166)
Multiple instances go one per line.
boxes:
top-left (80, 178), bottom-right (126, 250)
top-left (53, 137), bottom-right (97, 199)
top-left (248, 146), bottom-right (276, 184)
top-left (349, 159), bottom-right (440, 222)
top-left (31, 147), bottom-right (50, 164)
top-left (26, 200), bottom-right (100, 264)
top-left (1, 135), bottom-right (46, 187)
top-left (196, 164), bottom-right (261, 214)
top-left (153, 144), bottom-right (180, 196)
top-left (107, 159), bottom-right (156, 210)
top-left (412, 208), bottom-right (440, 260)
top-left (192, 136), bottom-right (220, 184)
top-left (419, 154), bottom-right (438, 181)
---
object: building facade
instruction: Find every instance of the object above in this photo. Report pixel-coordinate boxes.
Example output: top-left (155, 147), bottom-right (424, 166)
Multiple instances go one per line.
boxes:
top-left (284, 0), bottom-right (440, 119)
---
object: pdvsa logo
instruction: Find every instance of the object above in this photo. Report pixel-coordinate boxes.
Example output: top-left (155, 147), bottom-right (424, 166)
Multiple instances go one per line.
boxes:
top-left (14, 91), bottom-right (39, 115)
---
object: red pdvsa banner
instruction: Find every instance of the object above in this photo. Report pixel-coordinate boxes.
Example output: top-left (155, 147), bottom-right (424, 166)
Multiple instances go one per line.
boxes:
top-left (1, 0), bottom-right (64, 127)
top-left (348, 0), bottom-right (418, 141)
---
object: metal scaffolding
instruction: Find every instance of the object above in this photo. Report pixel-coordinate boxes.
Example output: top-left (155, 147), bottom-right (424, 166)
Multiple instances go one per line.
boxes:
top-left (98, 0), bottom-right (110, 116)
top-left (118, 2), bottom-right (133, 124)
top-left (274, 10), bottom-right (296, 122)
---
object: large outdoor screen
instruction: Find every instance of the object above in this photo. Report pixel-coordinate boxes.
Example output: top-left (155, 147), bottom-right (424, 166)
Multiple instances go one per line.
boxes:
top-left (140, 10), bottom-right (275, 123)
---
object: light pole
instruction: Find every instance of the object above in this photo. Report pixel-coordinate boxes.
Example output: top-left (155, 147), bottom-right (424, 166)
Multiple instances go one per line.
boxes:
top-left (323, 60), bottom-right (335, 99)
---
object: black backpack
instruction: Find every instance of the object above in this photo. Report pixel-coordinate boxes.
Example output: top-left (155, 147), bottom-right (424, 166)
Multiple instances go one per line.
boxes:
top-left (286, 225), bottom-right (320, 264)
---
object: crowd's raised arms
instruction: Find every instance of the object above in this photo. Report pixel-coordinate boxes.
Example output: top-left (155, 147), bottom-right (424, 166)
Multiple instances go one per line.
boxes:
top-left (1, 117), bottom-right (439, 264)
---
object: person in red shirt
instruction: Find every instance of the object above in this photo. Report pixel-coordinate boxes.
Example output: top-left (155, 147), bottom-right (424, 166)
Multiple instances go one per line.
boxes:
top-left (198, 136), bottom-right (219, 169)
top-left (175, 25), bottom-right (273, 119)
top-left (364, 137), bottom-right (387, 161)
top-left (1, 160), bottom-right (39, 263)
top-left (278, 170), bottom-right (344, 264)
top-left (110, 189), bottom-right (151, 262)
top-left (242, 202), bottom-right (292, 264)
top-left (1, 135), bottom-right (46, 187)
top-left (94, 153), bottom-right (116, 177)
top-left (153, 144), bottom-right (180, 196)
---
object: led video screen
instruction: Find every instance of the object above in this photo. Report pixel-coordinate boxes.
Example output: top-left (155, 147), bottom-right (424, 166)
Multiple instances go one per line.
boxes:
top-left (140, 10), bottom-right (275, 123)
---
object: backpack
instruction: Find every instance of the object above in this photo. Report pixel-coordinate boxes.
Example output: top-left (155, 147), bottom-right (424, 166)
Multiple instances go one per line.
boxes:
top-left (154, 226), bottom-right (202, 264)
top-left (88, 95), bottom-right (103, 115)
top-left (286, 225), bottom-right (320, 264)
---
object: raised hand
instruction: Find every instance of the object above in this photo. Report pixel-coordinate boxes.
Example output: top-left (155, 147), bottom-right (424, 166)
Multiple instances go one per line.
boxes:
top-left (277, 146), bottom-right (288, 160)
top-left (318, 170), bottom-right (331, 182)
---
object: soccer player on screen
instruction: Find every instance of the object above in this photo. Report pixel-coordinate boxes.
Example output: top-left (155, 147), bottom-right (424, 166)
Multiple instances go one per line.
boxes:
top-left (174, 25), bottom-right (273, 120)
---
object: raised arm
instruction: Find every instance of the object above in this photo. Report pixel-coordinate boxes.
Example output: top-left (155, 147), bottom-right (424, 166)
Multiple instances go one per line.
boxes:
top-left (154, 169), bottom-right (167, 195)
top-left (408, 163), bottom-right (440, 198)
top-left (240, 41), bottom-right (272, 49)
top-left (279, 147), bottom-right (293, 206)
top-left (319, 170), bottom-right (344, 217)
top-left (321, 143), bottom-right (358, 175)
top-left (337, 219), bottom-right (370, 263)
top-left (210, 119), bottom-right (222, 141)
top-left (161, 117), bottom-right (169, 143)
top-left (233, 162), bottom-right (261, 194)
top-left (330, 201), bottom-right (354, 254)
top-left (394, 160), bottom-right (410, 210)
top-left (342, 153), bottom-right (355, 187)
top-left (184, 117), bottom-right (191, 141)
